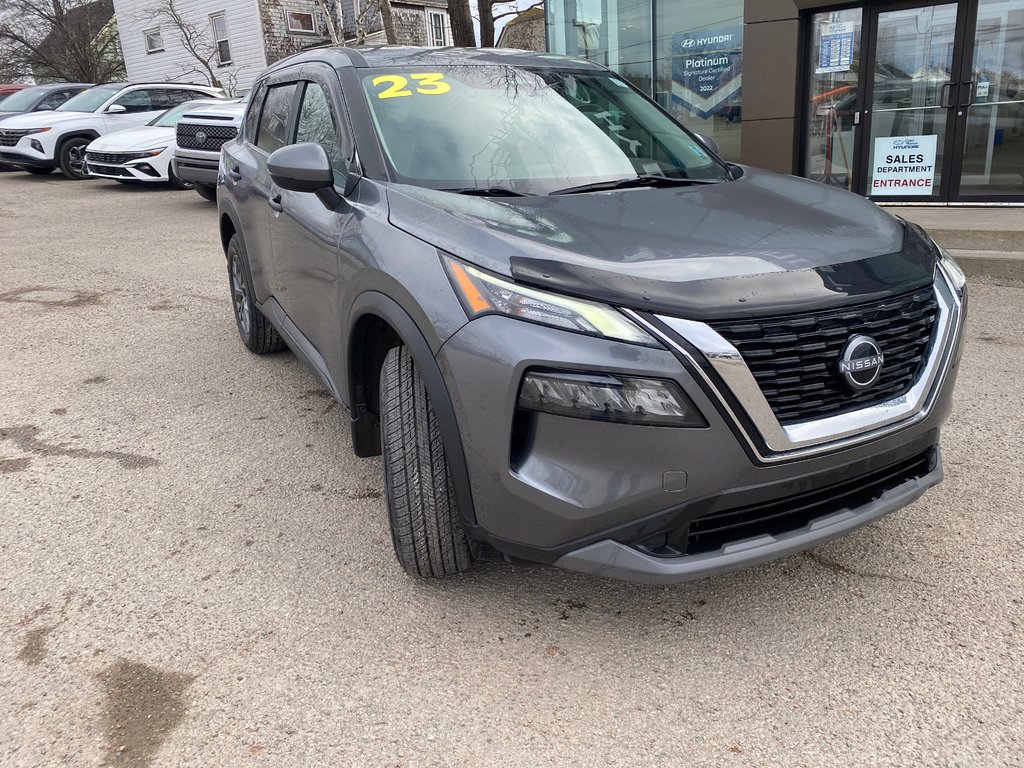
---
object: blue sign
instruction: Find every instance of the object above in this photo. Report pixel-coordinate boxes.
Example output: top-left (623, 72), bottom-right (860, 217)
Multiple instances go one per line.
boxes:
top-left (817, 23), bottom-right (855, 74)
top-left (671, 27), bottom-right (743, 119)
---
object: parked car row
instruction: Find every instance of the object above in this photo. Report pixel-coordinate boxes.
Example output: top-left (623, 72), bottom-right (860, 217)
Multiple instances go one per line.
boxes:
top-left (0, 81), bottom-right (233, 199)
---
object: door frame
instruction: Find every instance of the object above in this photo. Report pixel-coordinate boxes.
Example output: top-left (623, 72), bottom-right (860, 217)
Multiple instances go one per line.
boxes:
top-left (801, 0), bottom-right (1024, 203)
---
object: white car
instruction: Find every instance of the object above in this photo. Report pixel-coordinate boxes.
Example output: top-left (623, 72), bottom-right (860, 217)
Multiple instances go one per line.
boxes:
top-left (0, 82), bottom-right (223, 179)
top-left (84, 100), bottom-right (223, 188)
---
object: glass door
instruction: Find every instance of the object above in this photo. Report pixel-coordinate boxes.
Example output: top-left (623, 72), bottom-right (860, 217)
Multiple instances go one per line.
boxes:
top-left (955, 0), bottom-right (1024, 197)
top-left (862, 2), bottom-right (966, 200)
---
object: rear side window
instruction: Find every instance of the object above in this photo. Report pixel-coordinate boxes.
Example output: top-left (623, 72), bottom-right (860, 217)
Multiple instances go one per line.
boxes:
top-left (256, 83), bottom-right (297, 154)
top-left (295, 82), bottom-right (346, 174)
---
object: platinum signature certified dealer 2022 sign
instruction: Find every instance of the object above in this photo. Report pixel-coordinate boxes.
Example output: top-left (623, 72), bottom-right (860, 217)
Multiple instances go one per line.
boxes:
top-left (671, 27), bottom-right (743, 119)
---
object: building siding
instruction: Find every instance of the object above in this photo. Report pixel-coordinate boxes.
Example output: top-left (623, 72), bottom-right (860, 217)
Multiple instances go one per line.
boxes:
top-left (112, 0), bottom-right (268, 93)
top-left (260, 0), bottom-right (334, 65)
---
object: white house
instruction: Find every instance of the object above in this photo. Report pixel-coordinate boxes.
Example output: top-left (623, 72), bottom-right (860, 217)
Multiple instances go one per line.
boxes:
top-left (112, 0), bottom-right (453, 93)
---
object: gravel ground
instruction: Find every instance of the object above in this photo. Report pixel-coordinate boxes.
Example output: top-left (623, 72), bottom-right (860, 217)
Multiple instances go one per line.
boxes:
top-left (1, 172), bottom-right (1022, 767)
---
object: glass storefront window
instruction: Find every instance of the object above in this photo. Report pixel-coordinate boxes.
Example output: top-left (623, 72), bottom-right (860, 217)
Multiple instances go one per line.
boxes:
top-left (804, 9), bottom-right (863, 191)
top-left (653, 0), bottom-right (743, 161)
top-left (546, 0), bottom-right (653, 93)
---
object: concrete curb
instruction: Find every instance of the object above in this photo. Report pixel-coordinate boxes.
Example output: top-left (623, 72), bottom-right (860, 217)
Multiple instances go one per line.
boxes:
top-left (951, 250), bottom-right (1024, 282)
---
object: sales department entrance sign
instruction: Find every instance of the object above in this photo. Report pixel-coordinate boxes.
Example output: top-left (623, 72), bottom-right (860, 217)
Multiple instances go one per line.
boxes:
top-left (671, 27), bottom-right (743, 119)
top-left (870, 135), bottom-right (938, 195)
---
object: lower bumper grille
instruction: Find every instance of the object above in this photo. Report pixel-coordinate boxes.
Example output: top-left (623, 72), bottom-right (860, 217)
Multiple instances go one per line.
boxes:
top-left (683, 449), bottom-right (935, 556)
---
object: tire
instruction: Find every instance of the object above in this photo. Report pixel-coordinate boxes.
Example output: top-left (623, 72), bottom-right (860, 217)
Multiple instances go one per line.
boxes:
top-left (226, 234), bottom-right (286, 354)
top-left (57, 137), bottom-right (91, 180)
top-left (168, 167), bottom-right (193, 191)
top-left (380, 345), bottom-right (473, 578)
top-left (194, 183), bottom-right (217, 202)
top-left (26, 167), bottom-right (54, 176)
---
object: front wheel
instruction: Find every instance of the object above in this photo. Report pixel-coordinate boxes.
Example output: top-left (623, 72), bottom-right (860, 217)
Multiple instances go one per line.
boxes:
top-left (226, 235), bottom-right (286, 354)
top-left (194, 183), bottom-right (217, 202)
top-left (380, 345), bottom-right (473, 578)
top-left (57, 137), bottom-right (91, 180)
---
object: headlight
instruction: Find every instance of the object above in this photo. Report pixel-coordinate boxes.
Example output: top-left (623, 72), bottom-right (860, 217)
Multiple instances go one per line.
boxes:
top-left (135, 147), bottom-right (168, 157)
top-left (518, 370), bottom-right (706, 427)
top-left (25, 127), bottom-right (51, 135)
top-left (936, 244), bottom-right (967, 294)
top-left (444, 256), bottom-right (658, 347)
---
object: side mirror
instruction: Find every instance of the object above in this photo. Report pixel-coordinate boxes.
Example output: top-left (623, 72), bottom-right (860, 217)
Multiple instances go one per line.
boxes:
top-left (268, 142), bottom-right (358, 209)
top-left (106, 104), bottom-right (127, 114)
top-left (694, 133), bottom-right (720, 155)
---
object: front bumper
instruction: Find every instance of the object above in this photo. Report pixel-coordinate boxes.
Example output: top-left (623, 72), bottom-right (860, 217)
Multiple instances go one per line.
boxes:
top-left (172, 152), bottom-right (218, 186)
top-left (435, 275), bottom-right (965, 583)
top-left (86, 154), bottom-right (170, 183)
top-left (0, 149), bottom-right (57, 169)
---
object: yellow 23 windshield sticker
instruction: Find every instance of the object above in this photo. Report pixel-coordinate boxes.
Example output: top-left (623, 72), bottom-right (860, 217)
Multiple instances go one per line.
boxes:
top-left (372, 73), bottom-right (451, 99)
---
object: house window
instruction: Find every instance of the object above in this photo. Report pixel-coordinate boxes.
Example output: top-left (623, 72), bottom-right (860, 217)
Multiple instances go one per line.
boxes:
top-left (143, 27), bottom-right (164, 53)
top-left (427, 11), bottom-right (447, 47)
top-left (210, 12), bottom-right (232, 65)
top-left (286, 10), bottom-right (316, 34)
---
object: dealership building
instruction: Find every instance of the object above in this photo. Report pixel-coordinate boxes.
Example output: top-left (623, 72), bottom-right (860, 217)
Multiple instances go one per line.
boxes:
top-left (545, 0), bottom-right (1024, 204)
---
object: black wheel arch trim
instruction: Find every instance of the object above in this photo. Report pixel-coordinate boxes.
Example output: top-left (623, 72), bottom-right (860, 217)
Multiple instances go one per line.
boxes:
top-left (348, 290), bottom-right (478, 527)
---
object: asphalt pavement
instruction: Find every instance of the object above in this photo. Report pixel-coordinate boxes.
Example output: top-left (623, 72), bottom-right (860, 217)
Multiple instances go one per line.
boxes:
top-left (1, 172), bottom-right (1022, 767)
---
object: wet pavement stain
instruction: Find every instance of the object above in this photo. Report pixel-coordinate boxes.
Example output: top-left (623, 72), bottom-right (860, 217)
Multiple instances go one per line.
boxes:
top-left (0, 287), bottom-right (103, 307)
top-left (17, 626), bottom-right (54, 666)
top-left (0, 425), bottom-right (158, 469)
top-left (0, 457), bottom-right (31, 473)
top-left (96, 659), bottom-right (195, 767)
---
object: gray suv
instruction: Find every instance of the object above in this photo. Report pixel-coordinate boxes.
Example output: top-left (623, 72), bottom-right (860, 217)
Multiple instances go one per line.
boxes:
top-left (217, 47), bottom-right (967, 583)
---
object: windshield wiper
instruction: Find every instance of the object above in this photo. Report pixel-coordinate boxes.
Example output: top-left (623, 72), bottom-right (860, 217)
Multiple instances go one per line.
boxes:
top-left (443, 186), bottom-right (533, 197)
top-left (549, 174), bottom-right (721, 196)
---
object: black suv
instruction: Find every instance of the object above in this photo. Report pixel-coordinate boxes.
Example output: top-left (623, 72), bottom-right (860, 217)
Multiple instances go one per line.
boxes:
top-left (218, 47), bottom-right (966, 583)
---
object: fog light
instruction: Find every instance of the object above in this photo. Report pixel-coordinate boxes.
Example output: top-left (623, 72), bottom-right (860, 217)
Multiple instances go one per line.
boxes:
top-left (518, 371), bottom-right (706, 427)
top-left (30, 139), bottom-right (43, 152)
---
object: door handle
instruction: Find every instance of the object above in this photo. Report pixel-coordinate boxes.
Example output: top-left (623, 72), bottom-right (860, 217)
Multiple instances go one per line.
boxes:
top-left (939, 82), bottom-right (955, 108)
top-left (961, 81), bottom-right (976, 107)
top-left (269, 193), bottom-right (283, 212)
top-left (227, 165), bottom-right (242, 182)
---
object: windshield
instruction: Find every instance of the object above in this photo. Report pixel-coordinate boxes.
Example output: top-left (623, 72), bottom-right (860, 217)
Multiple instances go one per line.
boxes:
top-left (360, 66), bottom-right (727, 194)
top-left (0, 87), bottom-right (41, 111)
top-left (150, 101), bottom-right (206, 127)
top-left (57, 84), bottom-right (121, 112)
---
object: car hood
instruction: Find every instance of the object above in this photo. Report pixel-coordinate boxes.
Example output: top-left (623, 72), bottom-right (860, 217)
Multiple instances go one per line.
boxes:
top-left (385, 168), bottom-right (936, 320)
top-left (0, 110), bottom-right (97, 129)
top-left (88, 125), bottom-right (173, 151)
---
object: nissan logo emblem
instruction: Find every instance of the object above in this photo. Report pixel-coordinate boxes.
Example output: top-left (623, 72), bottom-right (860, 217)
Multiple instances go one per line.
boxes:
top-left (195, 130), bottom-right (208, 144)
top-left (839, 335), bottom-right (885, 391)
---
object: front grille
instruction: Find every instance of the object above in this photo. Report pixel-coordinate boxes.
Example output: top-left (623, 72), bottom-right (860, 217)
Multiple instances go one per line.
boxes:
top-left (88, 164), bottom-right (131, 177)
top-left (683, 449), bottom-right (934, 556)
top-left (176, 122), bottom-right (237, 151)
top-left (0, 129), bottom-right (31, 147)
top-left (86, 150), bottom-right (133, 165)
top-left (709, 286), bottom-right (939, 424)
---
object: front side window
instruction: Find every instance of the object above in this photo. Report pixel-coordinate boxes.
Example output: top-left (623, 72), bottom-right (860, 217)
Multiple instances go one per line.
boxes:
top-left (144, 27), bottom-right (164, 53)
top-left (57, 84), bottom-right (122, 112)
top-left (296, 82), bottom-right (346, 176)
top-left (360, 66), bottom-right (727, 194)
top-left (210, 13), bottom-right (232, 65)
top-left (286, 10), bottom-right (316, 33)
top-left (39, 89), bottom-right (78, 109)
top-left (112, 89), bottom-right (155, 113)
top-left (256, 83), bottom-right (298, 153)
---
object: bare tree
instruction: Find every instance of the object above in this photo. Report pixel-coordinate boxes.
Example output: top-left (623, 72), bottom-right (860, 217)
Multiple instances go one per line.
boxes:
top-left (314, 0), bottom-right (342, 44)
top-left (0, 0), bottom-right (125, 82)
top-left (448, 0), bottom-right (476, 46)
top-left (476, 0), bottom-right (542, 48)
top-left (351, 0), bottom-right (396, 44)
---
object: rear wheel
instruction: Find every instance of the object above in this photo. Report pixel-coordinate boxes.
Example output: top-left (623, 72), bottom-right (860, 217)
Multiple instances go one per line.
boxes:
top-left (57, 137), bottom-right (91, 180)
top-left (194, 183), bottom-right (217, 202)
top-left (380, 345), bottom-right (473, 578)
top-left (26, 167), bottom-right (54, 176)
top-left (226, 234), bottom-right (286, 354)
